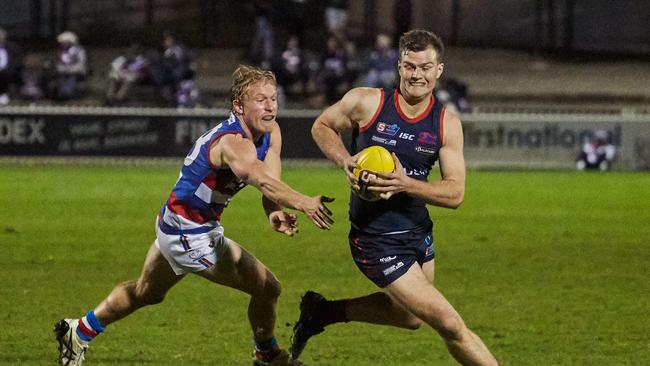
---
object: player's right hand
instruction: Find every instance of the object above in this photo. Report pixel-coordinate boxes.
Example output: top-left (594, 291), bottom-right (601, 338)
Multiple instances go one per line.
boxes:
top-left (302, 196), bottom-right (334, 230)
top-left (269, 210), bottom-right (299, 236)
top-left (369, 152), bottom-right (408, 200)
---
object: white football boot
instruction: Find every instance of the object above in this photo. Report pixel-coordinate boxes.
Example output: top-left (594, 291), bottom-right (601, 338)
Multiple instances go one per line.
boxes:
top-left (54, 318), bottom-right (88, 366)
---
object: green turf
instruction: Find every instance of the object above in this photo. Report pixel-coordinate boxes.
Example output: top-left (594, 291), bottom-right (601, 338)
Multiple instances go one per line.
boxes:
top-left (0, 164), bottom-right (648, 365)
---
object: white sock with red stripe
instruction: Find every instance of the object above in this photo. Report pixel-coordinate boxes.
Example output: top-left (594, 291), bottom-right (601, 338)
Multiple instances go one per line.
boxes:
top-left (76, 310), bottom-right (105, 342)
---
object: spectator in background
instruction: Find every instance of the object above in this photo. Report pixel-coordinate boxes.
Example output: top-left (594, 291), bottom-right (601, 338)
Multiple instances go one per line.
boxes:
top-left (318, 34), bottom-right (348, 105)
top-left (272, 35), bottom-right (307, 107)
top-left (343, 37), bottom-right (361, 88)
top-left (393, 0), bottom-right (412, 47)
top-left (0, 27), bottom-right (22, 105)
top-left (148, 32), bottom-right (194, 106)
top-left (106, 44), bottom-right (148, 105)
top-left (54, 31), bottom-right (87, 100)
top-left (324, 0), bottom-right (349, 39)
top-left (20, 53), bottom-right (46, 101)
top-left (576, 130), bottom-right (617, 171)
top-left (251, 0), bottom-right (274, 69)
top-left (175, 79), bottom-right (200, 108)
top-left (280, 0), bottom-right (307, 39)
top-left (434, 77), bottom-right (471, 114)
top-left (363, 33), bottom-right (399, 89)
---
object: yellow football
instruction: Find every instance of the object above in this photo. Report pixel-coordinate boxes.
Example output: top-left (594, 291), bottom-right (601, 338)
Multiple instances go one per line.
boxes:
top-left (352, 146), bottom-right (396, 201)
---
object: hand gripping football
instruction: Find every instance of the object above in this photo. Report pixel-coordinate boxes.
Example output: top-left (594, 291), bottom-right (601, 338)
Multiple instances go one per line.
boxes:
top-left (352, 146), bottom-right (396, 201)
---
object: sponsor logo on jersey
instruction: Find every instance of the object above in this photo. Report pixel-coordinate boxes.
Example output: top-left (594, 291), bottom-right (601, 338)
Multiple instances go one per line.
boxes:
top-left (377, 122), bottom-right (399, 136)
top-left (405, 168), bottom-right (429, 177)
top-left (380, 255), bottom-right (397, 263)
top-left (418, 132), bottom-right (438, 145)
top-left (382, 261), bottom-right (405, 276)
top-left (372, 135), bottom-right (397, 146)
top-left (398, 132), bottom-right (415, 140)
top-left (415, 146), bottom-right (437, 155)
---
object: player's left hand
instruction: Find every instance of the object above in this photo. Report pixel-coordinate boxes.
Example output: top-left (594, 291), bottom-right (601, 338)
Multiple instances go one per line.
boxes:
top-left (302, 195), bottom-right (334, 230)
top-left (269, 210), bottom-right (299, 236)
top-left (343, 153), bottom-right (360, 192)
top-left (368, 153), bottom-right (409, 200)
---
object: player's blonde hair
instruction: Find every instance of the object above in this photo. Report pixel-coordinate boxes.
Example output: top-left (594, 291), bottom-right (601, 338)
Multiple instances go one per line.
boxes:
top-left (230, 65), bottom-right (276, 107)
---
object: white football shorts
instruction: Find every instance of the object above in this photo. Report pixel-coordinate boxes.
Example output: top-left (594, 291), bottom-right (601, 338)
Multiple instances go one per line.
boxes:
top-left (155, 221), bottom-right (230, 275)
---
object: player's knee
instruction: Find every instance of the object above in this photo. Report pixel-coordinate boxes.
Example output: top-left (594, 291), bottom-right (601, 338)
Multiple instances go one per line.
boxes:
top-left (432, 314), bottom-right (464, 341)
top-left (255, 272), bottom-right (282, 300)
top-left (133, 282), bottom-right (166, 306)
top-left (265, 275), bottom-right (282, 299)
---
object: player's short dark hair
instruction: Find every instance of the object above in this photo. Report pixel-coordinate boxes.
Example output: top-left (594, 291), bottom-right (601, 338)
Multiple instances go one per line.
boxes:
top-left (399, 29), bottom-right (445, 63)
top-left (230, 64), bottom-right (276, 106)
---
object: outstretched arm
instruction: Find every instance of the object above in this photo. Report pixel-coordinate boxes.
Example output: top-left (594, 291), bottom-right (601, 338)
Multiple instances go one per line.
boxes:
top-left (211, 129), bottom-right (333, 229)
top-left (262, 124), bottom-right (299, 236)
top-left (261, 123), bottom-right (286, 215)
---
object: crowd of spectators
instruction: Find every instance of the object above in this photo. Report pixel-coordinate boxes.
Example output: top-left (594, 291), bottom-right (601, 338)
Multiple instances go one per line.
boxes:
top-left (2, 28), bottom-right (90, 104)
top-left (0, 27), bottom-right (199, 108)
top-left (0, 9), bottom-right (469, 112)
top-left (249, 0), bottom-right (469, 111)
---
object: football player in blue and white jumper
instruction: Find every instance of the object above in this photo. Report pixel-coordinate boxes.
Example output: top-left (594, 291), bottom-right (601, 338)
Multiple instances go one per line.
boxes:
top-left (291, 30), bottom-right (499, 366)
top-left (55, 65), bottom-right (333, 366)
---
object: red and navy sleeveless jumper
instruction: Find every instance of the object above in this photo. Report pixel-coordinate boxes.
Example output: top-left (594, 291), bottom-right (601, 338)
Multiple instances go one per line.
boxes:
top-left (350, 88), bottom-right (446, 235)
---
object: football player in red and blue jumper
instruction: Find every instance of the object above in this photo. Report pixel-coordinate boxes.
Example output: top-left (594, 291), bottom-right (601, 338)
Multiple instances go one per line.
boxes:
top-left (292, 29), bottom-right (499, 366)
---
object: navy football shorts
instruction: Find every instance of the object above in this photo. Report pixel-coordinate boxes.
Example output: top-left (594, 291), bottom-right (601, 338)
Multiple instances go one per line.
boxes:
top-left (348, 226), bottom-right (435, 288)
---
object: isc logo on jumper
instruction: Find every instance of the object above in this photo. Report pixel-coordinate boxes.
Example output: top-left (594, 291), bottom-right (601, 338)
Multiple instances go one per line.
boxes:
top-left (376, 122), bottom-right (399, 136)
top-left (398, 132), bottom-right (415, 140)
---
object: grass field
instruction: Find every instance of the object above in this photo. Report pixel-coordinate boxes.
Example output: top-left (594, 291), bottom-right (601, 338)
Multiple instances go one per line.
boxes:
top-left (0, 163), bottom-right (648, 365)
